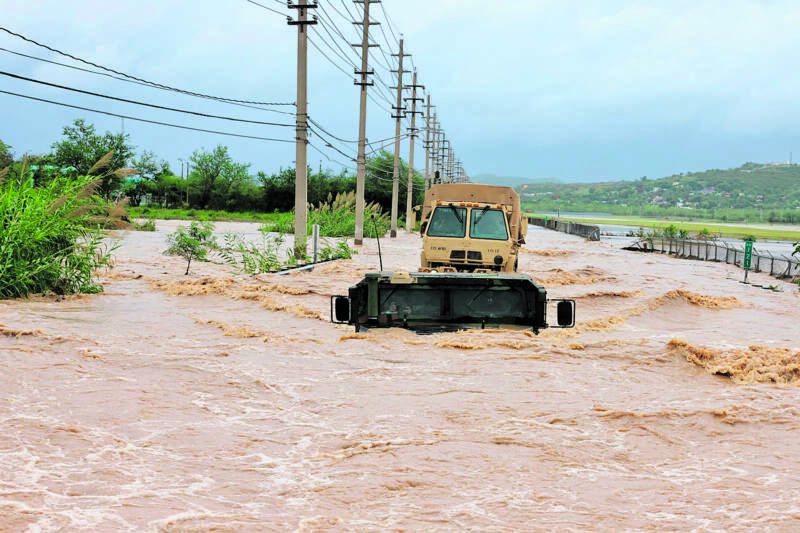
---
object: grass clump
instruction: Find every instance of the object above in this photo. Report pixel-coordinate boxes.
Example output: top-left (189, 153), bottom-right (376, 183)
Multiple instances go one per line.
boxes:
top-left (133, 218), bottom-right (156, 231)
top-left (261, 191), bottom-right (391, 238)
top-left (0, 163), bottom-right (115, 298)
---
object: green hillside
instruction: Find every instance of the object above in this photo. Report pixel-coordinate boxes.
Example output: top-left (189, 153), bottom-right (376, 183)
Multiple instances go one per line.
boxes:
top-left (518, 162), bottom-right (800, 223)
top-left (472, 173), bottom-right (560, 188)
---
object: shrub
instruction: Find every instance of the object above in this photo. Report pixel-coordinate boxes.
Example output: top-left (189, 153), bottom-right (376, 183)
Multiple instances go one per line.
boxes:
top-left (0, 164), bottom-right (114, 298)
top-left (260, 191), bottom-right (391, 238)
top-left (164, 221), bottom-right (216, 275)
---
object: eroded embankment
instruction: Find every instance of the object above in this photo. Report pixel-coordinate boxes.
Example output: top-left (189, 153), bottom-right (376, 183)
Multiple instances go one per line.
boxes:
top-left (668, 339), bottom-right (800, 385)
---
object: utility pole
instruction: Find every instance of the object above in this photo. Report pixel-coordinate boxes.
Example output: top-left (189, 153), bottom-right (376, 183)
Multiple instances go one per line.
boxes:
top-left (431, 114), bottom-right (438, 185)
top-left (448, 145), bottom-right (454, 183)
top-left (352, 0), bottom-right (377, 246)
top-left (424, 95), bottom-right (433, 191)
top-left (405, 71), bottom-right (424, 231)
top-left (390, 37), bottom-right (409, 238)
top-left (288, 1), bottom-right (317, 258)
top-left (439, 132), bottom-right (447, 182)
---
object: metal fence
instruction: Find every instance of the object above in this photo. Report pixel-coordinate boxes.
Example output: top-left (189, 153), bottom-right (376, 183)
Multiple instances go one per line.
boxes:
top-left (633, 238), bottom-right (800, 281)
top-left (528, 217), bottom-right (601, 241)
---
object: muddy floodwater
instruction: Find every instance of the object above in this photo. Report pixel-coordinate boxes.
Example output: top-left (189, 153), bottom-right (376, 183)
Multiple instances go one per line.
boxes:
top-left (2, 221), bottom-right (800, 531)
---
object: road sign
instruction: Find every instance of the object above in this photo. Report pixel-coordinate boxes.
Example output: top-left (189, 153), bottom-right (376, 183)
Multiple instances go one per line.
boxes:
top-left (743, 240), bottom-right (753, 270)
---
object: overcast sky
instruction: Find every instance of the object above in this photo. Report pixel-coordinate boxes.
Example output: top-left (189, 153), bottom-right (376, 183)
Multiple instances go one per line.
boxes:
top-left (2, 0), bottom-right (799, 183)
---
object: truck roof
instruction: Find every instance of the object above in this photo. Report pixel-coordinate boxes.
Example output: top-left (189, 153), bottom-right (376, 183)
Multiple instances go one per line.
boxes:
top-left (425, 183), bottom-right (518, 206)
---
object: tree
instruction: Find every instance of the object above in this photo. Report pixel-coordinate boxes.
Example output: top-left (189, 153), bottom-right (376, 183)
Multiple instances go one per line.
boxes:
top-left (50, 119), bottom-right (134, 196)
top-left (164, 221), bottom-right (216, 275)
top-left (0, 140), bottom-right (13, 168)
top-left (131, 150), bottom-right (170, 181)
top-left (189, 145), bottom-right (251, 209)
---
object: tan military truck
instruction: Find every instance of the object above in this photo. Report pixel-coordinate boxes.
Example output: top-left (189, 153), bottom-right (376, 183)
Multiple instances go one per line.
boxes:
top-left (418, 184), bottom-right (527, 272)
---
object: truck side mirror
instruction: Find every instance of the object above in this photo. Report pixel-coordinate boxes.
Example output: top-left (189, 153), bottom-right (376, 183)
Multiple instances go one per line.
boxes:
top-left (556, 300), bottom-right (575, 327)
top-left (331, 296), bottom-right (351, 324)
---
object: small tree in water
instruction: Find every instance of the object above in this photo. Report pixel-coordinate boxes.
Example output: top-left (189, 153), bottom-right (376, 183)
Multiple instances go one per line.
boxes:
top-left (165, 221), bottom-right (216, 275)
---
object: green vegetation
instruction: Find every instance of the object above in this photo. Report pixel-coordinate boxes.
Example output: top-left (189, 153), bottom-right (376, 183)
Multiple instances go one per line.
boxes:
top-left (5, 119), bottom-right (423, 233)
top-left (164, 221), bottom-right (217, 275)
top-left (261, 192), bottom-right (391, 238)
top-left (132, 218), bottom-right (157, 232)
top-left (129, 207), bottom-right (280, 223)
top-left (0, 163), bottom-right (115, 298)
top-left (219, 231), bottom-right (356, 275)
top-left (520, 162), bottom-right (800, 224)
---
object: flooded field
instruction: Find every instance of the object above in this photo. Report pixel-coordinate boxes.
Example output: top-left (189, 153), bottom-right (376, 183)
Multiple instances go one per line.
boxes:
top-left (2, 222), bottom-right (800, 531)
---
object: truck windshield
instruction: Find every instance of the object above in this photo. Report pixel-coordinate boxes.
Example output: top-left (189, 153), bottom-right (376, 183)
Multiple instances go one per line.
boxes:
top-left (470, 208), bottom-right (508, 240)
top-left (427, 206), bottom-right (466, 238)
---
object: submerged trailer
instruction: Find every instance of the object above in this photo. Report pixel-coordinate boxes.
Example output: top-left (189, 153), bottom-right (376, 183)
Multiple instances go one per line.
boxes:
top-left (331, 271), bottom-right (575, 334)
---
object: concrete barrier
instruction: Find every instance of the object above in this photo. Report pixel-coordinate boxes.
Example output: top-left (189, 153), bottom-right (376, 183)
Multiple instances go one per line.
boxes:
top-left (528, 217), bottom-right (601, 241)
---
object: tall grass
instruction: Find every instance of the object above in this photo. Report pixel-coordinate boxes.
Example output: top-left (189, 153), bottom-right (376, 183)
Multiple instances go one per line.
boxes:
top-left (261, 191), bottom-right (391, 238)
top-left (0, 162), bottom-right (115, 298)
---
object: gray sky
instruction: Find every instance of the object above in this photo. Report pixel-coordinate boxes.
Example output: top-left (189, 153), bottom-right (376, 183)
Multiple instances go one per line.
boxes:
top-left (2, 0), bottom-right (799, 183)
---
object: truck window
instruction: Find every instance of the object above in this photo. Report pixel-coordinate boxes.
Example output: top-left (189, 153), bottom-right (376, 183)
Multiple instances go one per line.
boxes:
top-left (470, 208), bottom-right (508, 240)
top-left (427, 206), bottom-right (466, 238)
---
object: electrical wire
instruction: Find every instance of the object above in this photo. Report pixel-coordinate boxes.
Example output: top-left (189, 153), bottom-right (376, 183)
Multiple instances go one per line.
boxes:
top-left (0, 90), bottom-right (295, 143)
top-left (307, 36), bottom-right (354, 79)
top-left (0, 26), bottom-right (295, 106)
top-left (308, 140), bottom-right (357, 170)
top-left (0, 47), bottom-right (296, 117)
top-left (307, 117), bottom-right (358, 143)
top-left (0, 71), bottom-right (296, 127)
top-left (243, 0), bottom-right (290, 18)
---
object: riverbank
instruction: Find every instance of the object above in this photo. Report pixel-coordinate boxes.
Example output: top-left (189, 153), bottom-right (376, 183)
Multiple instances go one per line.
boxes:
top-left (1, 223), bottom-right (799, 530)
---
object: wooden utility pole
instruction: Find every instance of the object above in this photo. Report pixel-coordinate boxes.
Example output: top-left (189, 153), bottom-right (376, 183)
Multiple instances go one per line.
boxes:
top-left (405, 71), bottom-right (423, 231)
top-left (288, 1), bottom-right (317, 258)
top-left (352, 0), bottom-right (376, 246)
top-left (424, 95), bottom-right (433, 191)
top-left (390, 38), bottom-right (409, 238)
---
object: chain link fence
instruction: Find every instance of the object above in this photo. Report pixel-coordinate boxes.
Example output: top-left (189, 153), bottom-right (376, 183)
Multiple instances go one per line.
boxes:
top-left (632, 237), bottom-right (800, 282)
top-left (528, 217), bottom-right (601, 241)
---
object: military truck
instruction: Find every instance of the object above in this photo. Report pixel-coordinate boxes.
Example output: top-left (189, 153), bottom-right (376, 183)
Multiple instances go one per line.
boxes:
top-left (418, 184), bottom-right (527, 272)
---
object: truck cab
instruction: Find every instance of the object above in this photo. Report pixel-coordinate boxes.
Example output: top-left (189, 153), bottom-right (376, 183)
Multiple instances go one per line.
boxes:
top-left (419, 184), bottom-right (527, 272)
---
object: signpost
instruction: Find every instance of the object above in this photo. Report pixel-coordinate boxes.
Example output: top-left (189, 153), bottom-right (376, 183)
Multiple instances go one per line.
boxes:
top-left (743, 240), bottom-right (754, 283)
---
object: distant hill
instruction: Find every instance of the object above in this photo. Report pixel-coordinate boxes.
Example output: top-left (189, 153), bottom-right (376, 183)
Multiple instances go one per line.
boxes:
top-left (517, 163), bottom-right (800, 214)
top-left (472, 173), bottom-right (559, 188)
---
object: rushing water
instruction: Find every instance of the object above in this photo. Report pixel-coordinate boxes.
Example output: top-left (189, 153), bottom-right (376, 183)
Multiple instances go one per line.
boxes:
top-left (1, 222), bottom-right (799, 531)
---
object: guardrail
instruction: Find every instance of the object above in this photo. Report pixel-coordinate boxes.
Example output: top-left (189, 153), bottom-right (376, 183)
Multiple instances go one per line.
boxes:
top-left (630, 237), bottom-right (800, 282)
top-left (528, 217), bottom-right (601, 241)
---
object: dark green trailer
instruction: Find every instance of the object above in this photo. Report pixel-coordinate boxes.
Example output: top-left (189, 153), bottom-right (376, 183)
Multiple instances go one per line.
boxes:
top-left (331, 271), bottom-right (575, 334)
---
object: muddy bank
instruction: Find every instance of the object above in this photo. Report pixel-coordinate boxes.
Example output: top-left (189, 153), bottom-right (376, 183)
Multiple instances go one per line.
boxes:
top-left (1, 223), bottom-right (799, 531)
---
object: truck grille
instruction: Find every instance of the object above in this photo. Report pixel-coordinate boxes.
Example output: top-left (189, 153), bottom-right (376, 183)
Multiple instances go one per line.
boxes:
top-left (449, 250), bottom-right (466, 260)
top-left (467, 251), bottom-right (483, 261)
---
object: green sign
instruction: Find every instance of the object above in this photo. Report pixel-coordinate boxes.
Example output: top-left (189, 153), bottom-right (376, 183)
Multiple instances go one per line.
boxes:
top-left (743, 240), bottom-right (754, 269)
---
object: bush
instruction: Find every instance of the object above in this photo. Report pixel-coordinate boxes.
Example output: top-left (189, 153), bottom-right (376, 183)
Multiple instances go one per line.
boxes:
top-left (133, 219), bottom-right (156, 232)
top-left (0, 165), bottom-right (114, 298)
top-left (261, 192), bottom-right (391, 238)
top-left (164, 221), bottom-right (216, 275)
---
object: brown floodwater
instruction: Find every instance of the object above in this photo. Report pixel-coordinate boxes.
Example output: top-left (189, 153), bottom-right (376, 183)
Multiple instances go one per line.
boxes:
top-left (2, 221), bottom-right (800, 531)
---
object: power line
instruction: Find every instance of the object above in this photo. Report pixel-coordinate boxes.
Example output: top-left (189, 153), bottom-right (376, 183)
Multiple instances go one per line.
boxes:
top-left (0, 90), bottom-right (295, 143)
top-left (0, 26), bottom-right (295, 106)
top-left (308, 117), bottom-right (358, 143)
top-left (0, 47), bottom-right (296, 117)
top-left (0, 71), bottom-right (296, 127)
top-left (243, 0), bottom-right (290, 18)
top-left (309, 140), bottom-right (357, 170)
top-left (378, 2), bottom-right (400, 46)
